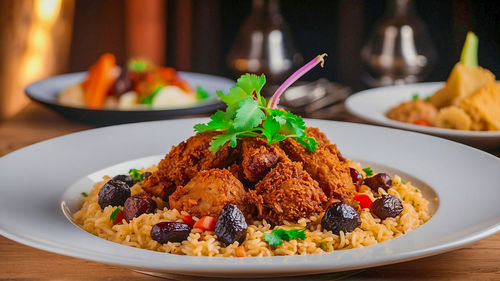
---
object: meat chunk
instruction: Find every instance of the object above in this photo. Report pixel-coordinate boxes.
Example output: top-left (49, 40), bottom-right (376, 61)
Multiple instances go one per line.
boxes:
top-left (240, 137), bottom-right (290, 182)
top-left (305, 127), bottom-right (330, 145)
top-left (169, 169), bottom-right (250, 218)
top-left (142, 132), bottom-right (237, 200)
top-left (280, 137), bottom-right (356, 202)
top-left (248, 162), bottom-right (327, 225)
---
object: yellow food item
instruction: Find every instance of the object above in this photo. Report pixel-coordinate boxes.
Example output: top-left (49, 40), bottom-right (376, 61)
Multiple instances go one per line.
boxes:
top-left (434, 106), bottom-right (472, 130)
top-left (386, 100), bottom-right (437, 124)
top-left (458, 81), bottom-right (500, 131)
top-left (429, 63), bottom-right (495, 108)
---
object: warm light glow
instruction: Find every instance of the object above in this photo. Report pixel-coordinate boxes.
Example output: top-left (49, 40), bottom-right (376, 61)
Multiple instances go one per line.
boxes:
top-left (20, 0), bottom-right (62, 83)
top-left (36, 0), bottom-right (62, 25)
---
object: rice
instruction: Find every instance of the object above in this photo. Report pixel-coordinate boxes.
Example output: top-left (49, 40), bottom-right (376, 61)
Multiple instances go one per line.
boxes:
top-left (72, 165), bottom-right (432, 257)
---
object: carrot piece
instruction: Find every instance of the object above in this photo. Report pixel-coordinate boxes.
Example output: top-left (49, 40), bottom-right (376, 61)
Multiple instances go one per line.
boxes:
top-left (235, 245), bottom-right (247, 257)
top-left (83, 53), bottom-right (117, 108)
top-left (193, 216), bottom-right (216, 231)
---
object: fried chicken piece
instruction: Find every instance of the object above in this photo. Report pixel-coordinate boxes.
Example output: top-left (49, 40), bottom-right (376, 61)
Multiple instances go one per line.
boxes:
top-left (305, 127), bottom-right (330, 145)
top-left (280, 136), bottom-right (356, 202)
top-left (240, 137), bottom-right (290, 182)
top-left (248, 162), bottom-right (327, 225)
top-left (142, 132), bottom-right (237, 200)
top-left (169, 169), bottom-right (250, 218)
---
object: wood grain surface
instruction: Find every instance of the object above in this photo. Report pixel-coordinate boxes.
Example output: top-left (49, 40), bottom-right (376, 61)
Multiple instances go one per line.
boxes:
top-left (1, 103), bottom-right (499, 281)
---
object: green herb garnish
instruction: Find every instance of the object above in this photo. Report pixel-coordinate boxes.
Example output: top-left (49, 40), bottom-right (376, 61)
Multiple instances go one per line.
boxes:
top-left (196, 86), bottom-right (210, 100)
top-left (424, 96), bottom-right (431, 101)
top-left (362, 167), bottom-right (374, 177)
top-left (110, 208), bottom-right (121, 221)
top-left (81, 192), bottom-right (88, 197)
top-left (195, 54), bottom-right (327, 153)
top-left (128, 58), bottom-right (151, 73)
top-left (401, 180), bottom-right (407, 184)
top-left (129, 168), bottom-right (143, 183)
top-left (412, 93), bottom-right (420, 101)
top-left (263, 228), bottom-right (307, 247)
top-left (320, 242), bottom-right (327, 250)
top-left (140, 85), bottom-right (163, 106)
top-left (352, 200), bottom-right (359, 207)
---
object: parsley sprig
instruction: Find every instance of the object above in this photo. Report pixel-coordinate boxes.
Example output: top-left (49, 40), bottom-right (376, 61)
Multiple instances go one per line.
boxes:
top-left (263, 228), bottom-right (307, 247)
top-left (195, 54), bottom-right (327, 153)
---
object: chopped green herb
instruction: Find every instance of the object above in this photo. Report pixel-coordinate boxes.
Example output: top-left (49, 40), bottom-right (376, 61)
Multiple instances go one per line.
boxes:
top-left (415, 189), bottom-right (420, 193)
top-left (424, 96), bottom-right (431, 101)
top-left (412, 93), bottom-right (420, 100)
top-left (352, 200), bottom-right (359, 207)
top-left (194, 56), bottom-right (326, 154)
top-left (128, 58), bottom-right (150, 73)
top-left (110, 208), bottom-right (121, 221)
top-left (140, 85), bottom-right (163, 106)
top-left (81, 192), bottom-right (89, 197)
top-left (362, 167), bottom-right (374, 177)
top-left (129, 168), bottom-right (143, 183)
top-left (320, 242), bottom-right (327, 250)
top-left (195, 86), bottom-right (210, 100)
top-left (401, 180), bottom-right (407, 184)
top-left (263, 228), bottom-right (307, 247)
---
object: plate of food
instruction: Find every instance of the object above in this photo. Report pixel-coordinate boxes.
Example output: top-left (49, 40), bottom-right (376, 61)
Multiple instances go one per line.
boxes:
top-left (345, 33), bottom-right (500, 149)
top-left (25, 54), bottom-right (235, 125)
top-left (2, 56), bottom-right (500, 278)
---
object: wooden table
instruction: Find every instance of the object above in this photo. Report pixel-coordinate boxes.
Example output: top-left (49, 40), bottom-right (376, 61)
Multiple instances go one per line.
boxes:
top-left (1, 103), bottom-right (499, 280)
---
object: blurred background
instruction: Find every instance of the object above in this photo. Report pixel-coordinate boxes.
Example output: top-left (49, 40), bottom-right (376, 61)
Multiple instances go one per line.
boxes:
top-left (1, 0), bottom-right (500, 120)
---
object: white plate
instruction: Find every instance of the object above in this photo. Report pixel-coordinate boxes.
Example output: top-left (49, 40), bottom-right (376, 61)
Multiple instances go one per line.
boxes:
top-left (345, 82), bottom-right (500, 149)
top-left (1, 119), bottom-right (499, 278)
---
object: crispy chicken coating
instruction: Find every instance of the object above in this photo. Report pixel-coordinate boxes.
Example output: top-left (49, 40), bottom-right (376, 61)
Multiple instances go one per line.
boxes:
top-left (169, 169), bottom-right (250, 218)
top-left (240, 137), bottom-right (290, 182)
top-left (280, 129), bottom-right (356, 202)
top-left (248, 162), bottom-right (327, 224)
top-left (142, 132), bottom-right (237, 200)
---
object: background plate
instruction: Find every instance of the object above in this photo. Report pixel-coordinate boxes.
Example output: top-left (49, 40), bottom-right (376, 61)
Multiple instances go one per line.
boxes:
top-left (345, 82), bottom-right (500, 149)
top-left (25, 72), bottom-right (234, 126)
top-left (0, 119), bottom-right (499, 278)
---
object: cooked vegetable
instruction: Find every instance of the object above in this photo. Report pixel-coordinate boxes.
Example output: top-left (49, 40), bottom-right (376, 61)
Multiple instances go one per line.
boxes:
top-left (128, 169), bottom-right (142, 183)
top-left (122, 193), bottom-right (157, 221)
top-left (352, 194), bottom-right (373, 210)
top-left (193, 216), bottom-right (217, 231)
top-left (362, 167), bottom-right (373, 177)
top-left (263, 228), bottom-right (306, 247)
top-left (235, 245), bottom-right (247, 257)
top-left (363, 173), bottom-right (392, 192)
top-left (112, 174), bottom-right (134, 187)
top-left (321, 202), bottom-right (361, 235)
top-left (150, 222), bottom-right (191, 243)
top-left (194, 54), bottom-right (328, 153)
top-left (110, 208), bottom-right (124, 225)
top-left (97, 180), bottom-right (131, 209)
top-left (83, 53), bottom-right (117, 108)
top-left (180, 214), bottom-right (195, 227)
top-left (214, 204), bottom-right (247, 245)
top-left (371, 194), bottom-right (403, 220)
top-left (412, 117), bottom-right (432, 126)
top-left (460, 32), bottom-right (478, 68)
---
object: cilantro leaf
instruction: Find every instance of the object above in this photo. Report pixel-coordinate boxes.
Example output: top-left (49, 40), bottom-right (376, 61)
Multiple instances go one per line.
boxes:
top-left (194, 110), bottom-right (234, 133)
top-left (236, 74), bottom-right (266, 98)
top-left (296, 136), bottom-right (318, 152)
top-left (217, 87), bottom-right (251, 110)
top-left (362, 167), bottom-right (374, 177)
top-left (412, 93), bottom-right (420, 101)
top-left (262, 115), bottom-right (281, 142)
top-left (196, 86), bottom-right (210, 100)
top-left (233, 99), bottom-right (266, 131)
top-left (263, 228), bottom-right (307, 247)
top-left (129, 168), bottom-right (143, 183)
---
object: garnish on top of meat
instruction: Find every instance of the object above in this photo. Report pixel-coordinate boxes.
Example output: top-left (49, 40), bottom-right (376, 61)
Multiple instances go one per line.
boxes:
top-left (140, 54), bottom-right (359, 224)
